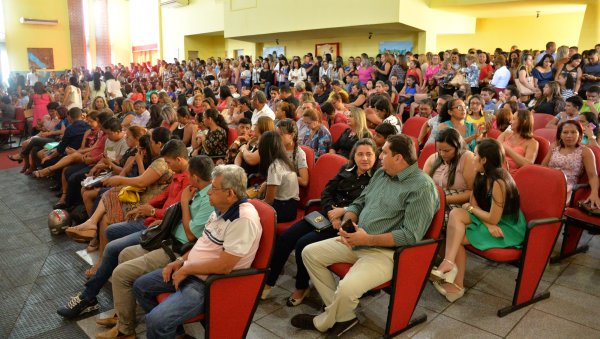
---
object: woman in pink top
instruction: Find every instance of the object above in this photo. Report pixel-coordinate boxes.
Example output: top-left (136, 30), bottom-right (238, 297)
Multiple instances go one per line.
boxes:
top-left (425, 54), bottom-right (442, 82)
top-left (357, 57), bottom-right (375, 84)
top-left (30, 82), bottom-right (52, 132)
top-left (424, 128), bottom-right (475, 211)
top-left (497, 109), bottom-right (539, 175)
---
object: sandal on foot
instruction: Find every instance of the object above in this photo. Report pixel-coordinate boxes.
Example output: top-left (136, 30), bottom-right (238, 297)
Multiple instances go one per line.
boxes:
top-left (33, 168), bottom-right (52, 178)
top-left (430, 259), bottom-right (458, 284)
top-left (85, 266), bottom-right (98, 279)
top-left (66, 227), bottom-right (96, 242)
top-left (86, 238), bottom-right (99, 252)
top-left (8, 154), bottom-right (23, 163)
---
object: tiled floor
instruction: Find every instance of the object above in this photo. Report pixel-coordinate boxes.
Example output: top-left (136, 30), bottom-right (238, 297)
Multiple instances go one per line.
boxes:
top-left (2, 165), bottom-right (600, 338)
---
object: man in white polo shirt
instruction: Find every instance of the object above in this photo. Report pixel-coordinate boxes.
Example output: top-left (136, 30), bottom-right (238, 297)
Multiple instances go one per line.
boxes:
top-left (250, 90), bottom-right (275, 127)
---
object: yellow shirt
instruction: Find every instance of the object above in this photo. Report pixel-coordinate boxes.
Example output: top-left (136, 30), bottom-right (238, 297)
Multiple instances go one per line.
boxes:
top-left (466, 113), bottom-right (485, 126)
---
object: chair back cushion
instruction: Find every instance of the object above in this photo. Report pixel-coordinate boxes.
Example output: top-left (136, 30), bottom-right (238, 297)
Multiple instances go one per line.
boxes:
top-left (307, 154), bottom-right (347, 202)
top-left (513, 165), bottom-right (566, 221)
top-left (248, 200), bottom-right (276, 269)
top-left (425, 185), bottom-right (446, 240)
top-left (532, 135), bottom-right (550, 164)
top-left (533, 114), bottom-right (555, 131)
top-left (403, 117), bottom-right (428, 139)
top-left (418, 143), bottom-right (436, 170)
top-left (533, 128), bottom-right (557, 144)
top-left (329, 123), bottom-right (350, 145)
top-left (227, 128), bottom-right (238, 146)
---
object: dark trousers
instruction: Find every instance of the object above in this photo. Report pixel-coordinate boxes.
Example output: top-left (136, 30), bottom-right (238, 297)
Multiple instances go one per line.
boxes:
top-left (265, 216), bottom-right (337, 289)
top-left (21, 137), bottom-right (54, 157)
top-left (65, 164), bottom-right (91, 207)
top-left (272, 198), bottom-right (298, 223)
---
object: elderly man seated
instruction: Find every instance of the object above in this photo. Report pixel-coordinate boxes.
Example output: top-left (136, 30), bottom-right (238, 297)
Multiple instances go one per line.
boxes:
top-left (292, 134), bottom-right (439, 337)
top-left (132, 165), bottom-right (263, 339)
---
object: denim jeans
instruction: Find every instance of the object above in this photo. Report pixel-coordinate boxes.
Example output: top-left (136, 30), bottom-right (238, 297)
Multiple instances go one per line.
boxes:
top-left (272, 198), bottom-right (298, 223)
top-left (265, 217), bottom-right (337, 289)
top-left (81, 219), bottom-right (145, 301)
top-left (65, 163), bottom-right (90, 207)
top-left (133, 269), bottom-right (206, 339)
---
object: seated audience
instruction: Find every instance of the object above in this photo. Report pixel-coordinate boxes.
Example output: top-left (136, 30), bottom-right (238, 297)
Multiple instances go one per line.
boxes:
top-left (235, 116), bottom-right (275, 176)
top-left (262, 138), bottom-right (378, 306)
top-left (291, 134), bottom-right (438, 336)
top-left (542, 120), bottom-right (600, 205)
top-left (498, 109), bottom-right (539, 174)
top-left (300, 108), bottom-right (331, 159)
top-left (438, 98), bottom-right (481, 151)
top-left (546, 95), bottom-right (583, 128)
top-left (329, 108), bottom-right (372, 158)
top-left (223, 117), bottom-right (252, 164)
top-left (533, 81), bottom-right (566, 115)
top-left (276, 118), bottom-right (309, 187)
top-left (423, 128), bottom-right (475, 210)
top-left (431, 139), bottom-right (526, 302)
top-left (192, 108), bottom-right (228, 158)
top-left (132, 165), bottom-right (262, 339)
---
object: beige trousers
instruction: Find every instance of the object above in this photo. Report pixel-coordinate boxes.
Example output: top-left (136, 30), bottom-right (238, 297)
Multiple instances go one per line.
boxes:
top-left (302, 238), bottom-right (394, 332)
top-left (112, 244), bottom-right (171, 334)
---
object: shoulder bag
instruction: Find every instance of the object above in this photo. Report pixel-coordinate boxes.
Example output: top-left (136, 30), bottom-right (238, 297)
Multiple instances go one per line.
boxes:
top-left (304, 211), bottom-right (332, 232)
top-left (140, 202), bottom-right (183, 251)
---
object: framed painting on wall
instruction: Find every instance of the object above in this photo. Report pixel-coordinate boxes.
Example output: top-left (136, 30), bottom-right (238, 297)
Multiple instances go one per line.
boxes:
top-left (315, 43), bottom-right (339, 59)
top-left (27, 48), bottom-right (54, 69)
top-left (378, 41), bottom-right (413, 55)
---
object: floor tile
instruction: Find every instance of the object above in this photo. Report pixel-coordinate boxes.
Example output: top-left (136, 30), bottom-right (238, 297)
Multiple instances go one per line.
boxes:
top-left (554, 263), bottom-right (600, 298)
top-left (534, 284), bottom-right (600, 330)
top-left (255, 303), bottom-right (323, 338)
top-left (507, 309), bottom-right (600, 339)
top-left (411, 314), bottom-right (501, 339)
top-left (443, 288), bottom-right (529, 337)
top-left (472, 265), bottom-right (551, 301)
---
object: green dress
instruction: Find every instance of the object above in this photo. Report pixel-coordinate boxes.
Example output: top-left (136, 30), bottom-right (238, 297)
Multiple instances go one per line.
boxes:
top-left (466, 201), bottom-right (526, 251)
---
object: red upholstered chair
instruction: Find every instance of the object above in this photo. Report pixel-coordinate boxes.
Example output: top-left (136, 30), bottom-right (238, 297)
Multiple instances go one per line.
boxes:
top-left (156, 199), bottom-right (276, 338)
top-left (0, 108), bottom-right (26, 148)
top-left (486, 128), bottom-right (502, 139)
top-left (329, 123), bottom-right (350, 145)
top-left (418, 143), bottom-right (436, 170)
top-left (533, 128), bottom-right (557, 144)
top-left (466, 165), bottom-right (566, 317)
top-left (227, 127), bottom-right (237, 146)
top-left (552, 145), bottom-right (600, 262)
top-left (531, 135), bottom-right (550, 165)
top-left (403, 116), bottom-right (428, 139)
top-left (328, 186), bottom-right (445, 337)
top-left (277, 153), bottom-right (347, 234)
top-left (533, 113), bottom-right (555, 131)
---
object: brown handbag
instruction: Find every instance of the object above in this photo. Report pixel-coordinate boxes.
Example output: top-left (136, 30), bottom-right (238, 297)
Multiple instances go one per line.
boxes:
top-left (578, 200), bottom-right (600, 216)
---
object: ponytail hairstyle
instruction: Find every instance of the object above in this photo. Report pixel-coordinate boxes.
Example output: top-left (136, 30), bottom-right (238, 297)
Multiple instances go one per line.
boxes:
top-left (204, 108), bottom-right (229, 137)
top-left (276, 118), bottom-right (299, 164)
top-left (258, 131), bottom-right (295, 177)
top-left (92, 72), bottom-right (101, 91)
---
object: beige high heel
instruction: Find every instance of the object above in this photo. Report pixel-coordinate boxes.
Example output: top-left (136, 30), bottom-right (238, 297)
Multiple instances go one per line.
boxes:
top-left (430, 258), bottom-right (458, 284)
top-left (432, 281), bottom-right (465, 302)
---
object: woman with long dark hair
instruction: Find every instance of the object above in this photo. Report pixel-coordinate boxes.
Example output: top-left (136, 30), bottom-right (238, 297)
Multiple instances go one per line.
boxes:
top-left (431, 139), bottom-right (526, 302)
top-left (87, 72), bottom-right (106, 108)
top-left (277, 119), bottom-right (309, 187)
top-left (193, 108), bottom-right (229, 157)
top-left (63, 76), bottom-right (82, 109)
top-left (258, 131), bottom-right (299, 222)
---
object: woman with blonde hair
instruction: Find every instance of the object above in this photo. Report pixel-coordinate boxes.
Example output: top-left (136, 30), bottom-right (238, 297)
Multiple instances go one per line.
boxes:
top-left (90, 96), bottom-right (113, 114)
top-left (329, 108), bottom-right (372, 158)
top-left (553, 45), bottom-right (571, 79)
top-left (515, 53), bottom-right (537, 97)
top-left (157, 91), bottom-right (173, 109)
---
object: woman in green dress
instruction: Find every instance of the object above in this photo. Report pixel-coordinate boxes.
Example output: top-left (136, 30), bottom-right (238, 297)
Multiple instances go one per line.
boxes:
top-left (429, 138), bottom-right (526, 302)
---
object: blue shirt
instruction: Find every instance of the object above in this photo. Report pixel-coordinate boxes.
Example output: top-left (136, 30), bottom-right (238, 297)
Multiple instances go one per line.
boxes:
top-left (56, 120), bottom-right (90, 155)
top-left (172, 185), bottom-right (213, 244)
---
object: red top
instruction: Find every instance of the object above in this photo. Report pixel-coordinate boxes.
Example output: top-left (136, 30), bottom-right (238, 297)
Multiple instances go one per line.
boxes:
top-left (144, 171), bottom-right (190, 226)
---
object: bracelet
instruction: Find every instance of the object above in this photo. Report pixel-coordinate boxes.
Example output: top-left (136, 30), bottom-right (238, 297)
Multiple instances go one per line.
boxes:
top-left (467, 205), bottom-right (474, 213)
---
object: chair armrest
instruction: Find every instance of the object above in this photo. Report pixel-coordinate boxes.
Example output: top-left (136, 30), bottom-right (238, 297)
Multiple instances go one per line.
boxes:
top-left (569, 183), bottom-right (591, 207)
top-left (304, 199), bottom-right (322, 214)
top-left (393, 238), bottom-right (440, 255)
top-left (526, 217), bottom-right (562, 230)
top-left (204, 268), bottom-right (268, 286)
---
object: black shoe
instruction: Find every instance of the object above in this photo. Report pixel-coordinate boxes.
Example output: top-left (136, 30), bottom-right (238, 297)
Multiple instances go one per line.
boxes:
top-left (57, 292), bottom-right (99, 319)
top-left (49, 184), bottom-right (60, 191)
top-left (290, 314), bottom-right (317, 331)
top-left (53, 202), bottom-right (67, 210)
top-left (325, 318), bottom-right (359, 338)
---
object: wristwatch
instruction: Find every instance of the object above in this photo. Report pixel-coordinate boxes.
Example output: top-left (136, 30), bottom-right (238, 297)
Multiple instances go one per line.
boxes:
top-left (175, 256), bottom-right (184, 264)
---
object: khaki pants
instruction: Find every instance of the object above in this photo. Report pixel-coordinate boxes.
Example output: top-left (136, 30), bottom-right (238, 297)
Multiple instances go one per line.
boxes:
top-left (302, 238), bottom-right (394, 332)
top-left (112, 245), bottom-right (171, 334)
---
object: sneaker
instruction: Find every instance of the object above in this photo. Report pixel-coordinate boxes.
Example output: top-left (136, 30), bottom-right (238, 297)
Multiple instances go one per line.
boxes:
top-left (325, 318), bottom-right (359, 338)
top-left (57, 292), bottom-right (99, 319)
top-left (290, 314), bottom-right (317, 331)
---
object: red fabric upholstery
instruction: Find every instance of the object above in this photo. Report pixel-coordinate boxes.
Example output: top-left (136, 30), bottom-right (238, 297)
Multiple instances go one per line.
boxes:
top-left (227, 128), bottom-right (237, 146)
top-left (403, 117), bottom-right (428, 139)
top-left (486, 129), bottom-right (502, 139)
top-left (467, 165), bottom-right (566, 314)
top-left (329, 123), bottom-right (350, 145)
top-left (533, 128), bottom-right (557, 144)
top-left (407, 135), bottom-right (419, 156)
top-left (277, 153), bottom-right (347, 234)
top-left (155, 200), bottom-right (276, 337)
top-left (418, 144), bottom-right (436, 170)
top-left (532, 135), bottom-right (550, 165)
top-left (533, 113), bottom-right (555, 131)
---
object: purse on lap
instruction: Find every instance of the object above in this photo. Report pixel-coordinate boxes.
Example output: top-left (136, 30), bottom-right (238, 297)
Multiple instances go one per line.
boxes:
top-left (140, 202), bottom-right (183, 251)
top-left (304, 211), bottom-right (332, 232)
top-left (117, 186), bottom-right (145, 203)
top-left (578, 200), bottom-right (600, 216)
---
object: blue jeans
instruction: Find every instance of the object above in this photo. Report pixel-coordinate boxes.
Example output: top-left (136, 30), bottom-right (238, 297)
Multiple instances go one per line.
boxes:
top-left (133, 269), bottom-right (206, 339)
top-left (81, 219), bottom-right (145, 301)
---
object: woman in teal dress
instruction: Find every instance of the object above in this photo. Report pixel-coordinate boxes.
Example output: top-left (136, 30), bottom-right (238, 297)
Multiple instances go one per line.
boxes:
top-left (429, 138), bottom-right (526, 302)
top-left (438, 98), bottom-right (482, 151)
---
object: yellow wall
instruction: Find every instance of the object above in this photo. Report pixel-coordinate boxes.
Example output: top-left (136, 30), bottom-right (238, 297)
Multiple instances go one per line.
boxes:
top-left (108, 0), bottom-right (131, 65)
top-left (161, 0), bottom-right (224, 60)
top-left (3, 0), bottom-right (71, 72)
top-left (224, 0), bottom-right (400, 39)
top-left (437, 12), bottom-right (585, 52)
top-left (184, 35), bottom-right (226, 60)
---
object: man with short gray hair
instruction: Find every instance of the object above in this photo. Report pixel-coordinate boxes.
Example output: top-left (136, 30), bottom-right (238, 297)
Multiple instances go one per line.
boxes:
top-left (251, 90), bottom-right (275, 127)
top-left (131, 100), bottom-right (150, 127)
top-left (132, 164), bottom-right (263, 339)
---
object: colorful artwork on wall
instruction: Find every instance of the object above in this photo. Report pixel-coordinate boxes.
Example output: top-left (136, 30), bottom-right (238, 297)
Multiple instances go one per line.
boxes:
top-left (315, 43), bottom-right (340, 59)
top-left (27, 48), bottom-right (54, 69)
top-left (378, 41), bottom-right (413, 55)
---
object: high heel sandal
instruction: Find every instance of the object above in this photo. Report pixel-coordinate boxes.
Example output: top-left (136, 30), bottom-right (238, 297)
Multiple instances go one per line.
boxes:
top-left (33, 168), bottom-right (52, 178)
top-left (430, 259), bottom-right (458, 284)
top-left (8, 154), bottom-right (23, 163)
top-left (432, 281), bottom-right (465, 302)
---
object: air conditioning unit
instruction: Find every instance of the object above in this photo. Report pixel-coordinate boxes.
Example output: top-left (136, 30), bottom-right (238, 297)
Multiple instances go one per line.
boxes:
top-left (19, 17), bottom-right (58, 25)
top-left (160, 0), bottom-right (189, 8)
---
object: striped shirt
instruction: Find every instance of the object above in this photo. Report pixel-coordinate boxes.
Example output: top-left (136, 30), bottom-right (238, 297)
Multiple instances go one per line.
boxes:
top-left (347, 164), bottom-right (439, 247)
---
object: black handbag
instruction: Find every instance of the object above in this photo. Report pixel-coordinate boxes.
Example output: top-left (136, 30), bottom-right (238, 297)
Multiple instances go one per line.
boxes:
top-left (140, 203), bottom-right (183, 251)
top-left (304, 211), bottom-right (332, 232)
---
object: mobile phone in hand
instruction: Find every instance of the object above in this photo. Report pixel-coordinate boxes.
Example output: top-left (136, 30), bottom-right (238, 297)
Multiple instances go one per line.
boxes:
top-left (341, 219), bottom-right (356, 233)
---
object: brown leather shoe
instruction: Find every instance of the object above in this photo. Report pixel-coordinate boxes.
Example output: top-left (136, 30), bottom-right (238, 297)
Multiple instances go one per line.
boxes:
top-left (95, 325), bottom-right (135, 339)
top-left (95, 314), bottom-right (118, 327)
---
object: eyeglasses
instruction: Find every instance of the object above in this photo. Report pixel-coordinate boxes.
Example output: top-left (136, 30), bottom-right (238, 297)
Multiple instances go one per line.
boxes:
top-left (452, 105), bottom-right (466, 111)
top-left (208, 186), bottom-right (230, 193)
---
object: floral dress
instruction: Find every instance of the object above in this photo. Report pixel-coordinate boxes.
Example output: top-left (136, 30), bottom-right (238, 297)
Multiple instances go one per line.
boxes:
top-left (548, 146), bottom-right (584, 202)
top-left (201, 128), bottom-right (228, 157)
